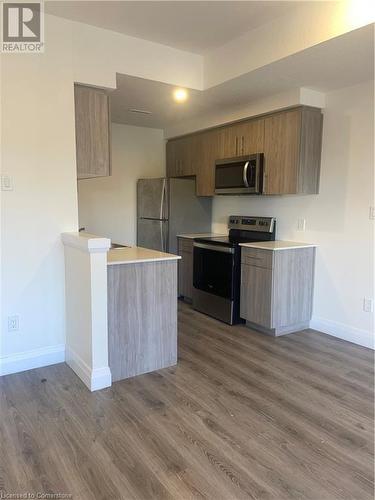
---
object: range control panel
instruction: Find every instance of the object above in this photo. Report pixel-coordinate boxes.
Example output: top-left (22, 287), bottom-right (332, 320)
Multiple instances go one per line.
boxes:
top-left (228, 216), bottom-right (276, 233)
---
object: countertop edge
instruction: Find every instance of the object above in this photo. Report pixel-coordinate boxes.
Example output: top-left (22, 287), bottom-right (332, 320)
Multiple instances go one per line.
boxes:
top-left (177, 233), bottom-right (226, 239)
top-left (107, 255), bottom-right (181, 266)
top-left (239, 241), bottom-right (317, 251)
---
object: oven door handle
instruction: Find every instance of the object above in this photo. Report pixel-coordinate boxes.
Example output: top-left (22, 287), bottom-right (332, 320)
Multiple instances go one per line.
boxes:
top-left (243, 161), bottom-right (250, 188)
top-left (194, 242), bottom-right (235, 254)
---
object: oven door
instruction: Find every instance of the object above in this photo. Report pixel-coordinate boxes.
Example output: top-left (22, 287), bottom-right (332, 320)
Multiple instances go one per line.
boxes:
top-left (215, 153), bottom-right (263, 195)
top-left (193, 242), bottom-right (235, 299)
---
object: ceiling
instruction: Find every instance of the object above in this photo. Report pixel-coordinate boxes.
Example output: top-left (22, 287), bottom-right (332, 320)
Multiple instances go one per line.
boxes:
top-left (110, 25), bottom-right (374, 129)
top-left (45, 1), bottom-right (301, 54)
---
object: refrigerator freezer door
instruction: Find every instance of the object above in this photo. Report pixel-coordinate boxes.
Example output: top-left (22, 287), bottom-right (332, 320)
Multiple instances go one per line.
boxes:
top-left (137, 218), bottom-right (169, 252)
top-left (137, 178), bottom-right (168, 220)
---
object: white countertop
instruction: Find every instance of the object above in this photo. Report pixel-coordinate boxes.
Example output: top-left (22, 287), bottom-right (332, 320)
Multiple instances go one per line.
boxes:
top-left (107, 246), bottom-right (181, 265)
top-left (177, 233), bottom-right (225, 239)
top-left (240, 241), bottom-right (317, 251)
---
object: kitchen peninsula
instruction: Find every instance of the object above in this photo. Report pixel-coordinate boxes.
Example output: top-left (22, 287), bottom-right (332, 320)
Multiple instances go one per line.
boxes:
top-left (107, 246), bottom-right (180, 381)
top-left (62, 232), bottom-right (180, 391)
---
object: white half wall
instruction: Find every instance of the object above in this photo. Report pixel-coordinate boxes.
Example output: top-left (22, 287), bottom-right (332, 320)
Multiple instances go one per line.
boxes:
top-left (212, 81), bottom-right (374, 348)
top-left (62, 232), bottom-right (111, 391)
top-left (78, 123), bottom-right (165, 245)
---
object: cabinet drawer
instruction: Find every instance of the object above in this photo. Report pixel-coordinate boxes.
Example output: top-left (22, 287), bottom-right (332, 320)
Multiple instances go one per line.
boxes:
top-left (241, 248), bottom-right (273, 269)
top-left (178, 238), bottom-right (194, 254)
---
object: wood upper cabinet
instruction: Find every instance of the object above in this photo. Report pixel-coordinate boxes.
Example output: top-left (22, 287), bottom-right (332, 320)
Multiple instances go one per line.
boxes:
top-left (74, 84), bottom-right (111, 179)
top-left (217, 119), bottom-right (264, 159)
top-left (263, 107), bottom-right (323, 195)
top-left (195, 129), bottom-right (220, 196)
top-left (167, 129), bottom-right (219, 196)
top-left (166, 136), bottom-right (195, 177)
top-left (166, 105), bottom-right (323, 197)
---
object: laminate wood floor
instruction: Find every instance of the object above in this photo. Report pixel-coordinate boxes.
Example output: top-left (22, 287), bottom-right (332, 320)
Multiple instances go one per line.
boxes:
top-left (1, 302), bottom-right (374, 500)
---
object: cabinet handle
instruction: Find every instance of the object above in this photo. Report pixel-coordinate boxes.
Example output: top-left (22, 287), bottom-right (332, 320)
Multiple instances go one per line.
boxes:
top-left (235, 136), bottom-right (238, 156)
top-left (241, 136), bottom-right (244, 154)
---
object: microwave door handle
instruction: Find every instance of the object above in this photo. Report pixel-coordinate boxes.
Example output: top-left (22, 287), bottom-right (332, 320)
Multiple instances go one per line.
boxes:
top-left (243, 161), bottom-right (250, 188)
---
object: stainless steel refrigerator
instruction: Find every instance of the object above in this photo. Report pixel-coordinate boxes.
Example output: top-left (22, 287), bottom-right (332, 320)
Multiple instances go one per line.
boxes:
top-left (137, 178), bottom-right (212, 254)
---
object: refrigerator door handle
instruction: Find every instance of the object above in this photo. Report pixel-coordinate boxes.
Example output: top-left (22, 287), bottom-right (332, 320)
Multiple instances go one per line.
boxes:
top-left (161, 221), bottom-right (168, 252)
top-left (160, 178), bottom-right (167, 220)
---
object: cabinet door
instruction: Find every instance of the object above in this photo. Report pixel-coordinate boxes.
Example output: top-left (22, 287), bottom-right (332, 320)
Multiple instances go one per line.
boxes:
top-left (178, 239), bottom-right (193, 300)
top-left (240, 264), bottom-right (273, 328)
top-left (75, 85), bottom-right (111, 179)
top-left (217, 119), bottom-right (264, 159)
top-left (263, 109), bottom-right (301, 194)
top-left (196, 129), bottom-right (220, 196)
top-left (236, 119), bottom-right (264, 155)
top-left (167, 137), bottom-right (195, 177)
top-left (217, 125), bottom-right (238, 159)
top-left (166, 140), bottom-right (178, 177)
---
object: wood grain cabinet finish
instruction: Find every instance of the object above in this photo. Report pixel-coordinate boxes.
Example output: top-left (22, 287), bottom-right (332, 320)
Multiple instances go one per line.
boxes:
top-left (240, 247), bottom-right (315, 336)
top-left (166, 105), bottom-right (323, 197)
top-left (217, 119), bottom-right (265, 159)
top-left (195, 129), bottom-right (220, 196)
top-left (74, 84), bottom-right (111, 179)
top-left (177, 237), bottom-right (194, 301)
top-left (263, 107), bottom-right (323, 195)
top-left (108, 260), bottom-right (178, 382)
top-left (166, 136), bottom-right (195, 178)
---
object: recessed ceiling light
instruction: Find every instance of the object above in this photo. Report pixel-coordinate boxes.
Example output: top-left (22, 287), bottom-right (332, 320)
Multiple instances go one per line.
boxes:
top-left (128, 108), bottom-right (152, 115)
top-left (173, 88), bottom-right (188, 103)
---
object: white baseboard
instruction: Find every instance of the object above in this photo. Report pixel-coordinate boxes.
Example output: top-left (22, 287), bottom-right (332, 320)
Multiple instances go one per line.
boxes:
top-left (65, 346), bottom-right (111, 391)
top-left (0, 344), bottom-right (65, 376)
top-left (310, 316), bottom-right (374, 350)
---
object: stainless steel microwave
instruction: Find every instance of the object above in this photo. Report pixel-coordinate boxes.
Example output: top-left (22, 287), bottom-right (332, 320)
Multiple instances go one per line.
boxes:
top-left (215, 153), bottom-right (263, 195)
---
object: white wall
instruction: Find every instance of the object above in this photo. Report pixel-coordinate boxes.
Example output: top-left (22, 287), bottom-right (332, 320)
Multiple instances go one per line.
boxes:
top-left (78, 123), bottom-right (165, 245)
top-left (1, 16), bottom-right (77, 373)
top-left (212, 81), bottom-right (374, 348)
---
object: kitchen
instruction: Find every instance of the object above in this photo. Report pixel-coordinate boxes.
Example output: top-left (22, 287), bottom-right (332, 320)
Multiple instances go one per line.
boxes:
top-left (1, 2), bottom-right (373, 498)
top-left (68, 74), bottom-right (324, 390)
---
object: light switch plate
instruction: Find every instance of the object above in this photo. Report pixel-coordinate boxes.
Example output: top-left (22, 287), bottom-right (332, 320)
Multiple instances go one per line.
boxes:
top-left (1, 175), bottom-right (13, 191)
top-left (363, 298), bottom-right (374, 313)
top-left (297, 218), bottom-right (306, 231)
top-left (369, 206), bottom-right (375, 220)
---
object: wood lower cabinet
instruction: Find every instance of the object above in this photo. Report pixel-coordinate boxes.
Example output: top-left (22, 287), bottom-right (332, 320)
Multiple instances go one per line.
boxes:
top-left (240, 246), bottom-right (315, 336)
top-left (74, 84), bottom-right (111, 179)
top-left (166, 105), bottom-right (323, 197)
top-left (177, 237), bottom-right (194, 301)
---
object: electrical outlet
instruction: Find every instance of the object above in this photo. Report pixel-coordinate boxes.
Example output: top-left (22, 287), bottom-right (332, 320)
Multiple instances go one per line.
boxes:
top-left (1, 175), bottom-right (13, 191)
top-left (363, 298), bottom-right (374, 313)
top-left (8, 315), bottom-right (19, 332)
top-left (369, 206), bottom-right (375, 220)
top-left (297, 218), bottom-right (306, 231)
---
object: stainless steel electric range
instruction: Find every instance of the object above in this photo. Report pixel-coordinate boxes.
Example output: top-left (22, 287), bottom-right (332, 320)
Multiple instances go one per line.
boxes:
top-left (192, 216), bottom-right (276, 325)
